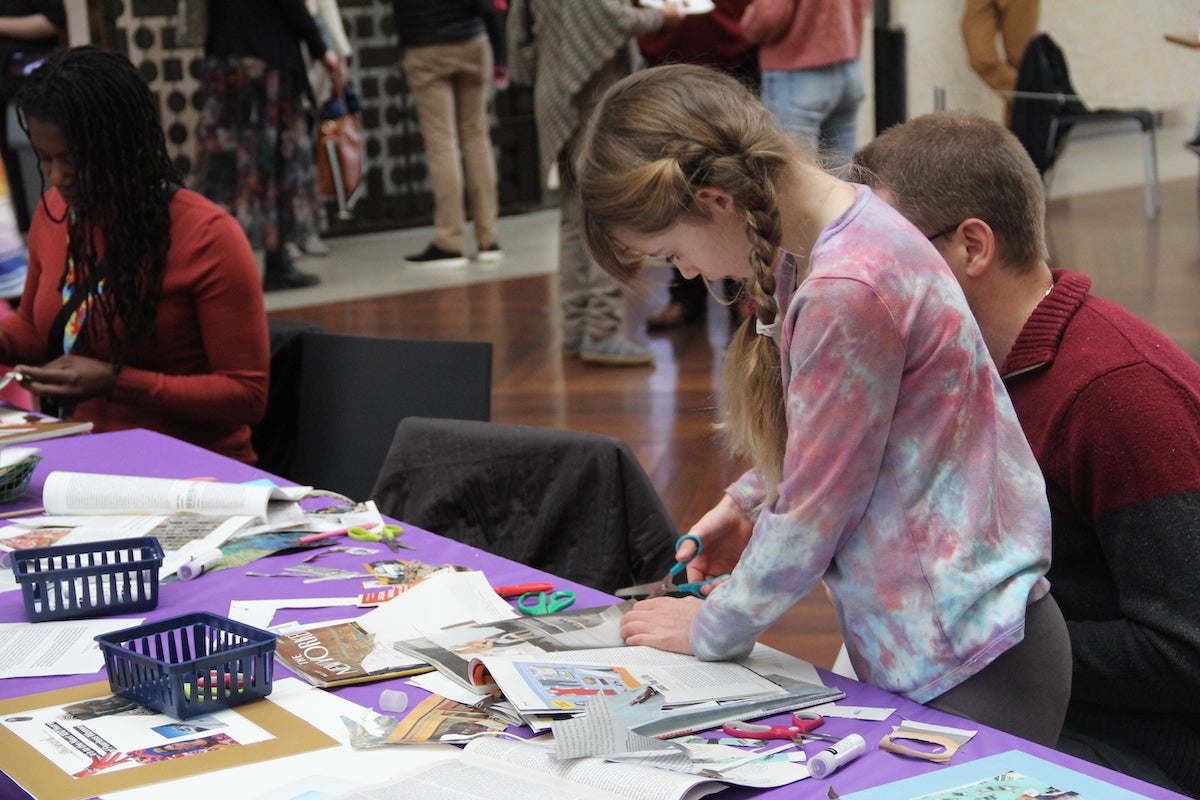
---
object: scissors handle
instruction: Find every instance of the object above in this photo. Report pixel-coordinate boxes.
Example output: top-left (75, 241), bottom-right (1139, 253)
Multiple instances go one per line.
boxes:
top-left (669, 534), bottom-right (702, 578)
top-left (721, 721), bottom-right (807, 740)
top-left (674, 573), bottom-right (731, 598)
top-left (790, 711), bottom-right (824, 733)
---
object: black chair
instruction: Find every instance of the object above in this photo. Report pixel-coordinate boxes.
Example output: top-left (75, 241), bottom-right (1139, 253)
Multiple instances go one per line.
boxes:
top-left (1009, 33), bottom-right (1160, 218)
top-left (257, 329), bottom-right (492, 501)
top-left (370, 417), bottom-right (679, 595)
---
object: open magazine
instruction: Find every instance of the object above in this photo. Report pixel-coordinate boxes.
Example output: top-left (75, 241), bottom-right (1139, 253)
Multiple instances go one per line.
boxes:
top-left (471, 645), bottom-right (845, 739)
top-left (41, 471), bottom-right (310, 523)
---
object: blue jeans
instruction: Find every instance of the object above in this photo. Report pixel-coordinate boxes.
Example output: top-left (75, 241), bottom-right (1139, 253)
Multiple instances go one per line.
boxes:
top-left (761, 60), bottom-right (865, 169)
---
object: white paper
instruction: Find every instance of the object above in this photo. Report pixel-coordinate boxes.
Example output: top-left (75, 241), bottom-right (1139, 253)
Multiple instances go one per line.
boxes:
top-left (0, 618), bottom-right (143, 678)
top-left (809, 702), bottom-right (896, 721)
top-left (357, 569), bottom-right (518, 640)
top-left (228, 597), bottom-right (362, 630)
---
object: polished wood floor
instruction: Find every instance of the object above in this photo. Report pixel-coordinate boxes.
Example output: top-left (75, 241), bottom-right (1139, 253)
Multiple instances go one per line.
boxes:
top-left (269, 177), bottom-right (1200, 670)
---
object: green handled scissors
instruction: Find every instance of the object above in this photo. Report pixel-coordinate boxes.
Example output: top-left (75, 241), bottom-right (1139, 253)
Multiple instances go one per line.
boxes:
top-left (348, 523), bottom-right (412, 552)
top-left (516, 590), bottom-right (576, 615)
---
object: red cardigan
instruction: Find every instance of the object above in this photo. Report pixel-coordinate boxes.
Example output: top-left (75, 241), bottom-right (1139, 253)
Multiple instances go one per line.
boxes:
top-left (0, 188), bottom-right (269, 464)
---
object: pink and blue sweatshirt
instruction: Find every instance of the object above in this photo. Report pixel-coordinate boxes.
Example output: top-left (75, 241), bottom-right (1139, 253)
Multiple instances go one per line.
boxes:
top-left (691, 186), bottom-right (1052, 704)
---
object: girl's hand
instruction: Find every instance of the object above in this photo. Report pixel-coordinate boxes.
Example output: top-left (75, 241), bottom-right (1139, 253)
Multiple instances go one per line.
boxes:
top-left (682, 494), bottom-right (754, 587)
top-left (17, 354), bottom-right (117, 402)
top-left (620, 596), bottom-right (703, 654)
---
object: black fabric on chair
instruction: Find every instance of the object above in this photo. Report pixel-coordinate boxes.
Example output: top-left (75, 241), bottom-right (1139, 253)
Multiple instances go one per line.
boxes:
top-left (1009, 33), bottom-right (1159, 217)
top-left (291, 333), bottom-right (492, 501)
top-left (370, 417), bottom-right (679, 595)
top-left (253, 319), bottom-right (327, 479)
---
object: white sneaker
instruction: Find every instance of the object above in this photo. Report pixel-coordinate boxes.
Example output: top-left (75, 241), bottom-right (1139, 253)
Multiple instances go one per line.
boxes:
top-left (303, 233), bottom-right (331, 256)
top-left (477, 243), bottom-right (504, 263)
top-left (284, 241), bottom-right (305, 261)
top-left (579, 333), bottom-right (655, 366)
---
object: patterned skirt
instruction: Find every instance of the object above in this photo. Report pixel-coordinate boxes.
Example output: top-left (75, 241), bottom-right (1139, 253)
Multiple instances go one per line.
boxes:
top-left (190, 56), bottom-right (325, 252)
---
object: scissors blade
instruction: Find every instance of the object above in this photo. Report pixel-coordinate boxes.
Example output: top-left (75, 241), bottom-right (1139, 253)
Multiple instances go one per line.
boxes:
top-left (615, 577), bottom-right (672, 599)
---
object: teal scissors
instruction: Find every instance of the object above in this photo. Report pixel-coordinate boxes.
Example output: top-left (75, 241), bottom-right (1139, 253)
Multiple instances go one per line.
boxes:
top-left (615, 534), bottom-right (730, 599)
top-left (516, 590), bottom-right (576, 615)
top-left (348, 523), bottom-right (412, 552)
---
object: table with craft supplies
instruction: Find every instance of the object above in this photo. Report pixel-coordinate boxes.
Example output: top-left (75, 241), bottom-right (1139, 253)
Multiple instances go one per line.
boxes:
top-left (0, 429), bottom-right (1186, 800)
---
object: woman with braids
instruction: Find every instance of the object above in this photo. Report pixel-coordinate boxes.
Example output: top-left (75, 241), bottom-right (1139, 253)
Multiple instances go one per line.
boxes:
top-left (0, 46), bottom-right (268, 464)
top-left (580, 64), bottom-right (1070, 745)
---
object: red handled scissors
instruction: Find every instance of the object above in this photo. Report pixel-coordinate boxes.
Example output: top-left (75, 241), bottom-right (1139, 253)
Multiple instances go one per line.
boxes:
top-left (721, 711), bottom-right (828, 740)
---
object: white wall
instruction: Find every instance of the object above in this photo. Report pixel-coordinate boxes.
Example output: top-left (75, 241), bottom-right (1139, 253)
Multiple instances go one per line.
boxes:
top-left (866, 1), bottom-right (1200, 194)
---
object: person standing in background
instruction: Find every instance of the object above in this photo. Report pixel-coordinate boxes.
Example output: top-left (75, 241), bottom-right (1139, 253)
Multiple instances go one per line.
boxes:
top-left (638, 0), bottom-right (757, 330)
top-left (960, 0), bottom-right (1039, 124)
top-left (0, 1), bottom-right (65, 233)
top-left (740, 0), bottom-right (871, 169)
top-left (191, 0), bottom-right (345, 292)
top-left (293, 0), bottom-right (355, 260)
top-left (394, 0), bottom-right (506, 269)
top-left (507, 0), bottom-right (683, 365)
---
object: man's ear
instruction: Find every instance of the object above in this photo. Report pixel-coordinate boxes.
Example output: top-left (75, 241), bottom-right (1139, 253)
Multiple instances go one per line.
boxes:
top-left (957, 218), bottom-right (996, 279)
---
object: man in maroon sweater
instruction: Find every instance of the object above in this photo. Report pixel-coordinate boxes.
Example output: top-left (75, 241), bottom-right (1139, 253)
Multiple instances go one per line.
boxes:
top-left (851, 112), bottom-right (1200, 798)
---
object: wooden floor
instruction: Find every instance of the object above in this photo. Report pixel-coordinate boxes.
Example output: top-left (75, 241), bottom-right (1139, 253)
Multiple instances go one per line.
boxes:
top-left (269, 177), bottom-right (1200, 670)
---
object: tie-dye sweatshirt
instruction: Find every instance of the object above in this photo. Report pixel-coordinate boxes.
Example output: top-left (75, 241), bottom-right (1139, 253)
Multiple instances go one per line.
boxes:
top-left (691, 185), bottom-right (1051, 704)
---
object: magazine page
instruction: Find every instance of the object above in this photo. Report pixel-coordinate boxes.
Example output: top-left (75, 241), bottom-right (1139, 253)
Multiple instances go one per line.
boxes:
top-left (476, 646), bottom-right (785, 714)
top-left (41, 472), bottom-right (306, 522)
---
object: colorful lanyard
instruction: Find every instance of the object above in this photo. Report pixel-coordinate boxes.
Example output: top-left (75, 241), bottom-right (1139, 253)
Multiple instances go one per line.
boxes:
top-left (61, 209), bottom-right (102, 355)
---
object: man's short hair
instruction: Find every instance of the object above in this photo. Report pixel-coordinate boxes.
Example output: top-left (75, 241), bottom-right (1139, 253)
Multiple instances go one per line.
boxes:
top-left (849, 112), bottom-right (1047, 268)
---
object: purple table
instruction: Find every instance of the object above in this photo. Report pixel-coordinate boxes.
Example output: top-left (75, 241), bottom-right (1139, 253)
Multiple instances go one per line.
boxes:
top-left (0, 430), bottom-right (1184, 800)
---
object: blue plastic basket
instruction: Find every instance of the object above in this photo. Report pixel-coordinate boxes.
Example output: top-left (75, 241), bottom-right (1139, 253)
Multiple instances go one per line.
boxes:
top-left (94, 612), bottom-right (276, 720)
top-left (12, 537), bottom-right (164, 622)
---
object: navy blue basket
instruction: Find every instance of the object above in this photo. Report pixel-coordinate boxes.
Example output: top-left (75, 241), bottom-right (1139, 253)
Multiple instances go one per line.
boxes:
top-left (12, 537), bottom-right (164, 622)
top-left (94, 612), bottom-right (276, 720)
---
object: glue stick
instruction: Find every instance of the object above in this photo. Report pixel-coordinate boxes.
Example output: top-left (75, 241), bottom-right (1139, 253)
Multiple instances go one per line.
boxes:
top-left (808, 733), bottom-right (867, 779)
top-left (178, 548), bottom-right (222, 581)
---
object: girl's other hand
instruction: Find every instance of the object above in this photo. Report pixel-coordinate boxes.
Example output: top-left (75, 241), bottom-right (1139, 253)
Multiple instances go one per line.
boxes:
top-left (620, 595), bottom-right (703, 654)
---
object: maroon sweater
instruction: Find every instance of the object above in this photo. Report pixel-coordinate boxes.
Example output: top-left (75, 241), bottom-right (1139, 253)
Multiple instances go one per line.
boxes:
top-left (1001, 269), bottom-right (1200, 794)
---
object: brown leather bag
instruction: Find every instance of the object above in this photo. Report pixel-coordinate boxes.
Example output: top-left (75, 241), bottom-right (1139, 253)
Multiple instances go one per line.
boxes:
top-left (316, 88), bottom-right (363, 210)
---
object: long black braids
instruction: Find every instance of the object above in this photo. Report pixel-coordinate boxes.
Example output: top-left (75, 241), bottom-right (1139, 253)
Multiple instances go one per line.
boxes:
top-left (15, 45), bottom-right (178, 369)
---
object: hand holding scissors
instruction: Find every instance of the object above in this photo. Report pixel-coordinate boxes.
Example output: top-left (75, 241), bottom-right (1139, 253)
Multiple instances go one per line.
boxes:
top-left (616, 534), bottom-right (730, 599)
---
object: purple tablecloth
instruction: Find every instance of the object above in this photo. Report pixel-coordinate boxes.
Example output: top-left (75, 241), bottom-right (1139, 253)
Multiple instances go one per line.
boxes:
top-left (0, 430), bottom-right (1183, 800)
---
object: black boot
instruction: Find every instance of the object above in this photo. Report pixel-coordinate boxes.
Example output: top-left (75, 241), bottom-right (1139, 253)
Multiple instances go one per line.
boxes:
top-left (263, 247), bottom-right (320, 291)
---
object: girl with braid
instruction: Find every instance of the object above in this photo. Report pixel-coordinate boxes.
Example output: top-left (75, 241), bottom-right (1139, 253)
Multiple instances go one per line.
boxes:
top-left (580, 64), bottom-right (1070, 745)
top-left (0, 46), bottom-right (269, 464)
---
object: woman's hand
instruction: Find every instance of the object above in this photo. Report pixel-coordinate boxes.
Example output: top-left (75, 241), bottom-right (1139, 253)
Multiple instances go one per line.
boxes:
top-left (620, 596), bottom-right (703, 654)
top-left (322, 50), bottom-right (347, 92)
top-left (16, 354), bottom-right (117, 403)
top-left (681, 494), bottom-right (754, 589)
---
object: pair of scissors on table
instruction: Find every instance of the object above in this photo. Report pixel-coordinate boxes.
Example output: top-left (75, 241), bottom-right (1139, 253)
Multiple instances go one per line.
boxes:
top-left (722, 711), bottom-right (838, 742)
top-left (348, 523), bottom-right (412, 552)
top-left (515, 589), bottom-right (576, 615)
top-left (615, 534), bottom-right (730, 599)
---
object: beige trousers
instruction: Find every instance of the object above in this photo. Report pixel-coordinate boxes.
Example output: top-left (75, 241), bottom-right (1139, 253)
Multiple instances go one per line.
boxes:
top-left (961, 0), bottom-right (1040, 92)
top-left (402, 33), bottom-right (499, 254)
